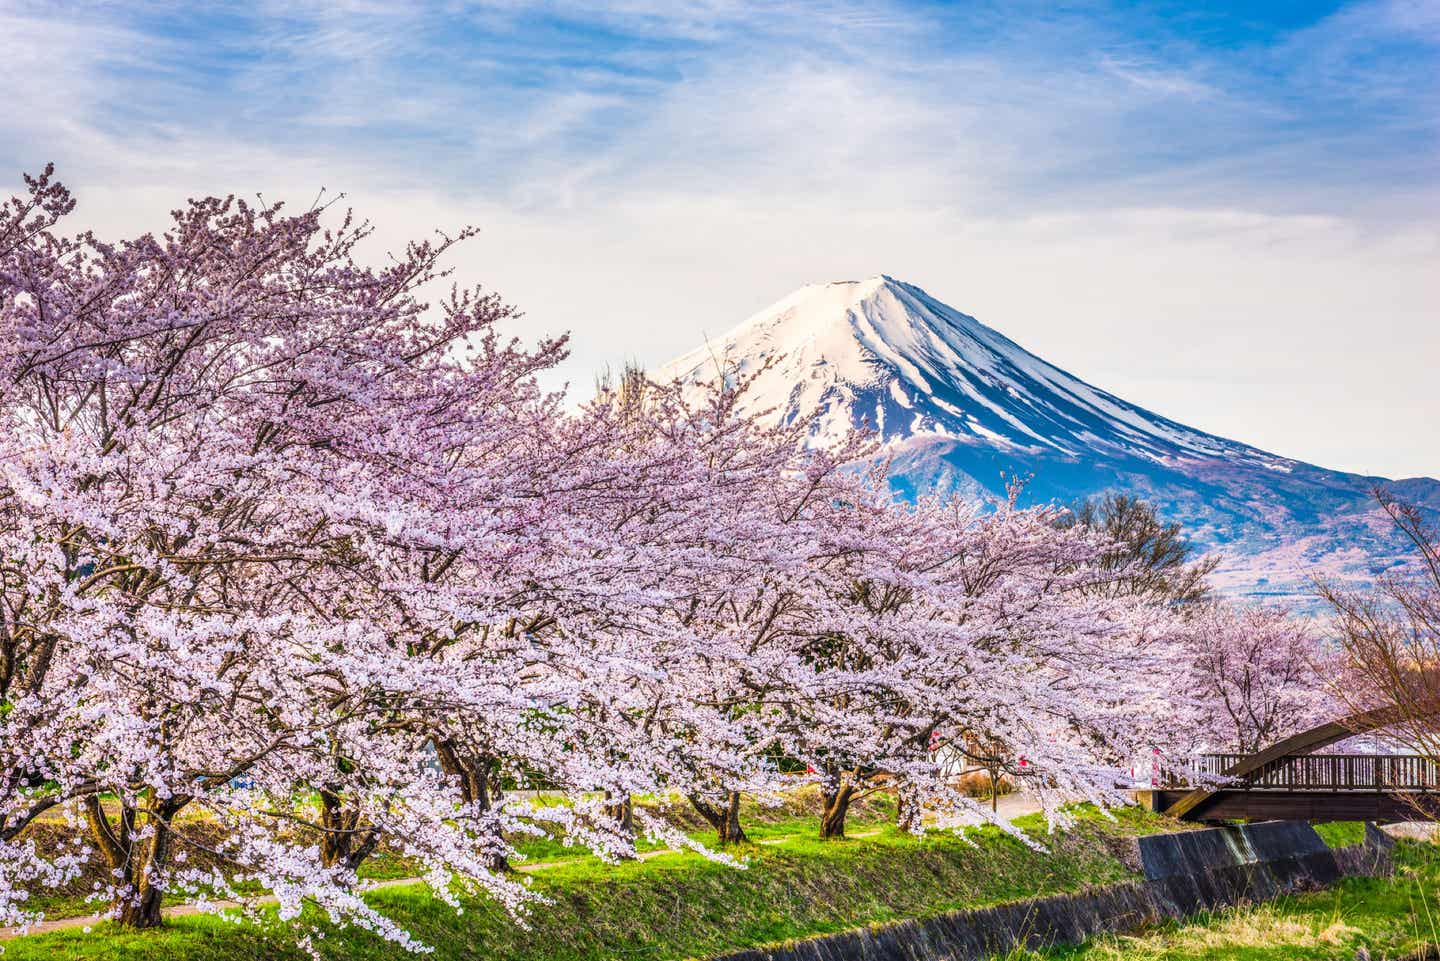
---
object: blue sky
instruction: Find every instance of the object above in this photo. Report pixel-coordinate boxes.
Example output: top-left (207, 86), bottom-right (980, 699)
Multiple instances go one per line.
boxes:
top-left (3, 0), bottom-right (1437, 476)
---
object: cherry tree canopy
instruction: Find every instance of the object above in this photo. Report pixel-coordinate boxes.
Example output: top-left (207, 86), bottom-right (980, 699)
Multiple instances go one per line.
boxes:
top-left (0, 170), bottom-right (1223, 947)
top-left (1186, 602), bottom-right (1335, 754)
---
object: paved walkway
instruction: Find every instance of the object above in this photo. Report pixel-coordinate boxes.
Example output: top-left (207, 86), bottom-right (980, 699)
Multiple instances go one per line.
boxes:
top-left (982, 793), bottom-right (1044, 821)
top-left (3, 796), bottom-right (1045, 940)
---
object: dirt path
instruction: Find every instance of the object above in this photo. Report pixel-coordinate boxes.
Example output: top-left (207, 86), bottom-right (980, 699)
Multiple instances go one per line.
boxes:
top-left (987, 792), bottom-right (1044, 821)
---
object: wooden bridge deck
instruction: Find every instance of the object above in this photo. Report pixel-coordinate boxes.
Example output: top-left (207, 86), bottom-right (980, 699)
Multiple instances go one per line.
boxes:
top-left (1149, 753), bottom-right (1440, 822)
top-left (1144, 787), bottom-right (1440, 822)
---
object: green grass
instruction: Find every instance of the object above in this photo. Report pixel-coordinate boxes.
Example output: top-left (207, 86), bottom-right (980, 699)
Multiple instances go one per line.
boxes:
top-left (1312, 821), bottom-right (1367, 849)
top-left (21, 806), bottom-right (1406, 961)
top-left (4, 804), bottom-right (1171, 961)
top-left (1010, 834), bottom-right (1440, 961)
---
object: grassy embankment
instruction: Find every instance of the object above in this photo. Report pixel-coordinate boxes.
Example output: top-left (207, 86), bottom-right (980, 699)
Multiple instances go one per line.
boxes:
top-left (8, 799), bottom-right (1170, 961)
top-left (1013, 822), bottom-right (1440, 961)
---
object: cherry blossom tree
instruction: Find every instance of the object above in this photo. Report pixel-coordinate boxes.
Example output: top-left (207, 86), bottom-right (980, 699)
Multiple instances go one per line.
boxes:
top-left (0, 166), bottom-right (656, 937)
top-left (785, 492), bottom-right (1192, 839)
top-left (1185, 602), bottom-right (1335, 754)
top-left (559, 365), bottom-right (874, 846)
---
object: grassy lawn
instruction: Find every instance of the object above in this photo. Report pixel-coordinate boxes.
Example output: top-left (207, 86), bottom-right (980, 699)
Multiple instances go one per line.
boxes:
top-left (1311, 821), bottom-right (1367, 848)
top-left (16, 791), bottom-right (889, 922)
top-left (1013, 833), bottom-right (1440, 961)
top-left (4, 803), bottom-right (1169, 961)
top-left (19, 802), bottom-right (1420, 961)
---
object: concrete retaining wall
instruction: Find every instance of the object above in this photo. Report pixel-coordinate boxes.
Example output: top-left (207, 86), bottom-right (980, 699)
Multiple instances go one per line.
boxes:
top-left (710, 822), bottom-right (1393, 961)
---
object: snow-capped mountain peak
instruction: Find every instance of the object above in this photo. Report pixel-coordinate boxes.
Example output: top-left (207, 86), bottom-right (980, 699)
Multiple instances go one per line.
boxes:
top-left (662, 275), bottom-right (1274, 466)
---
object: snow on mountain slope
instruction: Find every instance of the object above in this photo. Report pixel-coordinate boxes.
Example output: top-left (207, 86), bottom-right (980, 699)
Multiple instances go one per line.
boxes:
top-left (660, 276), bottom-right (1440, 600)
top-left (664, 276), bottom-right (1278, 462)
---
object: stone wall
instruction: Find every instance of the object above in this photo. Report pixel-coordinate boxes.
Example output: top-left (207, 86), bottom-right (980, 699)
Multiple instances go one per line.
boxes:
top-left (710, 822), bottom-right (1393, 961)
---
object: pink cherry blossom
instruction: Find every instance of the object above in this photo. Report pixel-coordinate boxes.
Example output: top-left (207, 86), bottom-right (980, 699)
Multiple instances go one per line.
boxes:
top-left (0, 169), bottom-right (1265, 947)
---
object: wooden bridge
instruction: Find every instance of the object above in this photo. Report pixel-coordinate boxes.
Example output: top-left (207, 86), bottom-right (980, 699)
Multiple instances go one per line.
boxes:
top-left (1143, 706), bottom-right (1440, 823)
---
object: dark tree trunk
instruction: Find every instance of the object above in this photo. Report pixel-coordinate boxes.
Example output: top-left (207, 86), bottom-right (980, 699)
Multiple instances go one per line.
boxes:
top-left (820, 782), bottom-right (855, 839)
top-left (896, 783), bottom-right (923, 833)
top-left (318, 789), bottom-right (381, 871)
top-left (85, 792), bottom-right (189, 929)
top-left (434, 739), bottom-right (509, 872)
top-left (602, 790), bottom-right (633, 830)
top-left (117, 882), bottom-right (166, 929)
top-left (122, 807), bottom-right (172, 928)
top-left (688, 791), bottom-right (748, 845)
top-left (603, 791), bottom-right (637, 857)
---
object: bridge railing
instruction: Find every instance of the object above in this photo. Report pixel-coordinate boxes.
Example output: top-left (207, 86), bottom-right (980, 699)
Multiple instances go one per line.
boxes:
top-left (1162, 753), bottom-right (1440, 792)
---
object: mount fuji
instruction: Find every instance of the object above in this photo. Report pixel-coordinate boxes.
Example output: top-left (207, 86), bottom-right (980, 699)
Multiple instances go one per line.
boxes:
top-left (659, 276), bottom-right (1440, 599)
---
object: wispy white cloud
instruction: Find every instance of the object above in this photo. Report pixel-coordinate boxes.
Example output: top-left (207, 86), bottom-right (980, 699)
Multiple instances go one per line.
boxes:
top-left (1, 0), bottom-right (1437, 477)
top-left (1097, 55), bottom-right (1216, 99)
